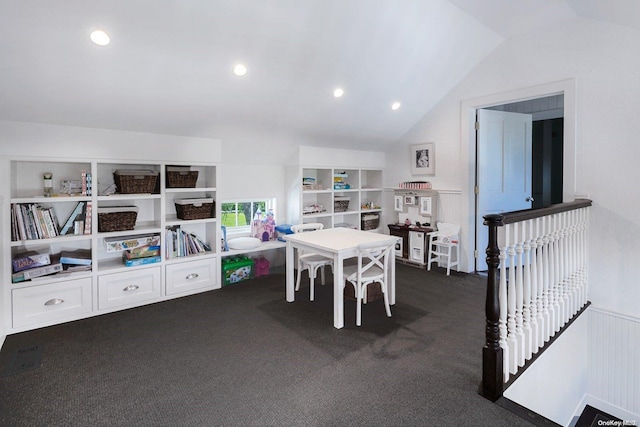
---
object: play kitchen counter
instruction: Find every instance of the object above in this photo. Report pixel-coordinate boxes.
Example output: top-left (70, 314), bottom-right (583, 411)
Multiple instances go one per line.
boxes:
top-left (388, 224), bottom-right (433, 267)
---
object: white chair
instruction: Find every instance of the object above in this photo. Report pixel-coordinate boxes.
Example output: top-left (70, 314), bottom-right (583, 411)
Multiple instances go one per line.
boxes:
top-left (343, 239), bottom-right (395, 326)
top-left (291, 223), bottom-right (333, 301)
top-left (427, 222), bottom-right (460, 276)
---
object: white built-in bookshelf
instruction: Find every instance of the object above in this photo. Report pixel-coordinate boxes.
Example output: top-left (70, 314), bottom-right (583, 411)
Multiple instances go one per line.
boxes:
top-left (1, 135), bottom-right (221, 335)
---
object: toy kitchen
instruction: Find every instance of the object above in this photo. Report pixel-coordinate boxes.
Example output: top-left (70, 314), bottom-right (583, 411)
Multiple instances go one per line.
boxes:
top-left (388, 188), bottom-right (438, 267)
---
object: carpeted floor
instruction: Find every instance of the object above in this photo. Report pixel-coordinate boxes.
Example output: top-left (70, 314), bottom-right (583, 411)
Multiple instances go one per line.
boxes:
top-left (0, 263), bottom-right (533, 426)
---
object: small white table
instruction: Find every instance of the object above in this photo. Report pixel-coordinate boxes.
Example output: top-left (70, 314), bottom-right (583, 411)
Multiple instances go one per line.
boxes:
top-left (285, 228), bottom-right (400, 329)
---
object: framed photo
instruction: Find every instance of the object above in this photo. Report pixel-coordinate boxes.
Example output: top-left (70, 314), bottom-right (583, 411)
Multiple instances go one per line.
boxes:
top-left (410, 142), bottom-right (435, 175)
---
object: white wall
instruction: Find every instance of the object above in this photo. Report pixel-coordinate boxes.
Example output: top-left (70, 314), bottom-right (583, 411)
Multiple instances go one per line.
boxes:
top-left (503, 312), bottom-right (589, 426)
top-left (384, 17), bottom-right (640, 318)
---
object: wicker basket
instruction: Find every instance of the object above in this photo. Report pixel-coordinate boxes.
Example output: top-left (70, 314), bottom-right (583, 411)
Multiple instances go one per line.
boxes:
top-left (98, 207), bottom-right (138, 232)
top-left (175, 198), bottom-right (215, 220)
top-left (361, 214), bottom-right (380, 231)
top-left (334, 197), bottom-right (350, 212)
top-left (113, 170), bottom-right (159, 194)
top-left (167, 170), bottom-right (199, 188)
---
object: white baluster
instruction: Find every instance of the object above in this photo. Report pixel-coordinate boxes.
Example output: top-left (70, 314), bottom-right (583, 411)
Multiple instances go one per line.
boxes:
top-left (521, 219), bottom-right (533, 360)
top-left (514, 222), bottom-right (525, 368)
top-left (542, 215), bottom-right (552, 342)
top-left (498, 233), bottom-right (509, 382)
top-left (529, 217), bottom-right (540, 353)
top-left (506, 224), bottom-right (518, 375)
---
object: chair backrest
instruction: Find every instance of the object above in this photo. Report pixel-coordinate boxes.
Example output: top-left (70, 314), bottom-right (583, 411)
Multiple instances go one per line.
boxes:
top-left (435, 222), bottom-right (460, 244)
top-left (356, 239), bottom-right (396, 281)
top-left (291, 223), bottom-right (324, 234)
top-left (436, 222), bottom-right (460, 238)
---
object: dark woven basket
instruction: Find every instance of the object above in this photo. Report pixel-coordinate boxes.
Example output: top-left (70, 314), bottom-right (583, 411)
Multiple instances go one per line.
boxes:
top-left (175, 201), bottom-right (215, 220)
top-left (344, 281), bottom-right (383, 302)
top-left (98, 211), bottom-right (138, 232)
top-left (114, 172), bottom-right (158, 194)
top-left (167, 171), bottom-right (199, 188)
top-left (361, 216), bottom-right (380, 231)
top-left (334, 198), bottom-right (350, 212)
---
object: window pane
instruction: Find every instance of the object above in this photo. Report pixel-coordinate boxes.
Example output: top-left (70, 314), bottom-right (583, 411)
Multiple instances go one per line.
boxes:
top-left (221, 202), bottom-right (238, 227)
top-left (238, 202), bottom-right (252, 226)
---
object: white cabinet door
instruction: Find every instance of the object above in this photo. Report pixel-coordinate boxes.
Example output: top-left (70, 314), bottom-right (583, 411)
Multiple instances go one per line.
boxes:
top-left (12, 278), bottom-right (92, 328)
top-left (165, 257), bottom-right (217, 295)
top-left (98, 267), bottom-right (161, 310)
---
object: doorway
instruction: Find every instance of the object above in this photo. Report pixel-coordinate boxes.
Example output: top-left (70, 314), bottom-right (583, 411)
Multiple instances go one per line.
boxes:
top-left (475, 94), bottom-right (565, 271)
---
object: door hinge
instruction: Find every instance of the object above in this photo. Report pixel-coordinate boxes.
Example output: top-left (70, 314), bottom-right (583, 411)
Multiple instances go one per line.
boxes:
top-left (474, 249), bottom-right (479, 259)
top-left (475, 121), bottom-right (480, 130)
top-left (474, 186), bottom-right (479, 194)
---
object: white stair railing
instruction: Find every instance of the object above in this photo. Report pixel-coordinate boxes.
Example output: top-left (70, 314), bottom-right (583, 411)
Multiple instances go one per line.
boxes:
top-left (480, 199), bottom-right (592, 401)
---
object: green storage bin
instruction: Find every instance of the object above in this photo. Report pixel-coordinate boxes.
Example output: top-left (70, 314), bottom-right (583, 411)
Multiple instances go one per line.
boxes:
top-left (222, 256), bottom-right (254, 286)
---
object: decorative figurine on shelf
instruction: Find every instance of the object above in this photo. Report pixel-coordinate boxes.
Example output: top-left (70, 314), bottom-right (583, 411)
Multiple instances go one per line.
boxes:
top-left (43, 172), bottom-right (53, 197)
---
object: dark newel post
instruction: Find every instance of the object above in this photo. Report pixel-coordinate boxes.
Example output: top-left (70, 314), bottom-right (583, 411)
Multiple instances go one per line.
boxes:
top-left (479, 214), bottom-right (504, 401)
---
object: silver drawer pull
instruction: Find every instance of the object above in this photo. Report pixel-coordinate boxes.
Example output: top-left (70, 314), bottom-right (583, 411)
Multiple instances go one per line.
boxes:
top-left (185, 273), bottom-right (199, 280)
top-left (44, 298), bottom-right (64, 306)
top-left (123, 285), bottom-right (139, 292)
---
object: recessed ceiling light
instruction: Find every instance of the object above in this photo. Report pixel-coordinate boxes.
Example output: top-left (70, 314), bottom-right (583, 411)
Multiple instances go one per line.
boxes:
top-left (90, 30), bottom-right (110, 46)
top-left (391, 102), bottom-right (401, 111)
top-left (333, 88), bottom-right (344, 98)
top-left (233, 64), bottom-right (247, 77)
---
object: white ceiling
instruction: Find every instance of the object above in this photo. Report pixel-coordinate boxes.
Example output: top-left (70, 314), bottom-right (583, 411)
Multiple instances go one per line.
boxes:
top-left (0, 0), bottom-right (637, 149)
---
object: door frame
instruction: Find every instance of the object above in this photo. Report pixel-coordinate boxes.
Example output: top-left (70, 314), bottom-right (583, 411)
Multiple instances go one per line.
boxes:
top-left (459, 79), bottom-right (577, 272)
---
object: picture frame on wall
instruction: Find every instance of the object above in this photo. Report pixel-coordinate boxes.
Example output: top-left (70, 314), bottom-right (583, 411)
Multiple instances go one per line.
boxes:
top-left (410, 142), bottom-right (435, 175)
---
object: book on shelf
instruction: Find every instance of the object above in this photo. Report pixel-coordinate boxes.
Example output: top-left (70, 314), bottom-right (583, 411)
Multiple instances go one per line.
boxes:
top-left (12, 251), bottom-right (51, 273)
top-left (60, 249), bottom-right (92, 266)
top-left (165, 226), bottom-right (210, 258)
top-left (83, 202), bottom-right (92, 235)
top-left (122, 255), bottom-right (161, 267)
top-left (10, 203), bottom-right (61, 241)
top-left (12, 256), bottom-right (63, 283)
top-left (60, 201), bottom-right (86, 235)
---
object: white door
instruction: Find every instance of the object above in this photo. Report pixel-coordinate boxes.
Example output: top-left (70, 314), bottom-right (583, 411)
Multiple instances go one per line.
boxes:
top-left (476, 109), bottom-right (533, 271)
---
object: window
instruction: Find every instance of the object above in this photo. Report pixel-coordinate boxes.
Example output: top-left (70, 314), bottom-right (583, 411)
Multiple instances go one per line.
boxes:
top-left (221, 199), bottom-right (276, 235)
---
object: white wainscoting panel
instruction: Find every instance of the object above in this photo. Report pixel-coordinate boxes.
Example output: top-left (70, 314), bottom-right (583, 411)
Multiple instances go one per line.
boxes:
top-left (588, 308), bottom-right (640, 417)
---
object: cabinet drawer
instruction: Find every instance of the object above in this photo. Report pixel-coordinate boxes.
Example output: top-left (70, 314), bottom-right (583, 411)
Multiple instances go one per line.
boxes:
top-left (166, 258), bottom-right (216, 295)
top-left (12, 278), bottom-right (93, 328)
top-left (98, 267), bottom-right (161, 310)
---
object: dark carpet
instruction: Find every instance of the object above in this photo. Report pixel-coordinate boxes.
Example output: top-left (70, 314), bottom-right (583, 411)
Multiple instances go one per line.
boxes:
top-left (0, 264), bottom-right (533, 426)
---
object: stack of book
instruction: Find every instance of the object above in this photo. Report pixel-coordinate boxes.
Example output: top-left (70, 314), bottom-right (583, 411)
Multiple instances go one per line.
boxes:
top-left (333, 172), bottom-right (350, 190)
top-left (60, 249), bottom-right (92, 273)
top-left (11, 251), bottom-right (62, 283)
top-left (165, 226), bottom-right (211, 259)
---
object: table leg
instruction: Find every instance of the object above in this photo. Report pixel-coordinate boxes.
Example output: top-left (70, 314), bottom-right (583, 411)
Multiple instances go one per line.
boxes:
top-left (333, 253), bottom-right (344, 329)
top-left (389, 248), bottom-right (396, 305)
top-left (286, 242), bottom-right (295, 302)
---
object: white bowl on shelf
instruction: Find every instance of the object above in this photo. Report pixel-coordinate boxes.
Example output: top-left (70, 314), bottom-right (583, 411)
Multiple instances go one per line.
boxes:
top-left (227, 237), bottom-right (261, 250)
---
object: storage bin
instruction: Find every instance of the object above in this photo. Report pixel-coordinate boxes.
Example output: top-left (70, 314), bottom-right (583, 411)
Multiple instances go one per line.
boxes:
top-left (222, 256), bottom-right (254, 285)
top-left (98, 206), bottom-right (139, 232)
top-left (361, 213), bottom-right (380, 231)
top-left (175, 198), bottom-right (215, 220)
top-left (275, 224), bottom-right (293, 242)
top-left (166, 166), bottom-right (199, 188)
top-left (113, 170), bottom-right (159, 194)
top-left (334, 197), bottom-right (350, 212)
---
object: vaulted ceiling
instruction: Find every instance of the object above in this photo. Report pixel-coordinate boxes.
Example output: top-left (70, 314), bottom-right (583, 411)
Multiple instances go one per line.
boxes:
top-left (0, 1), bottom-right (637, 149)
